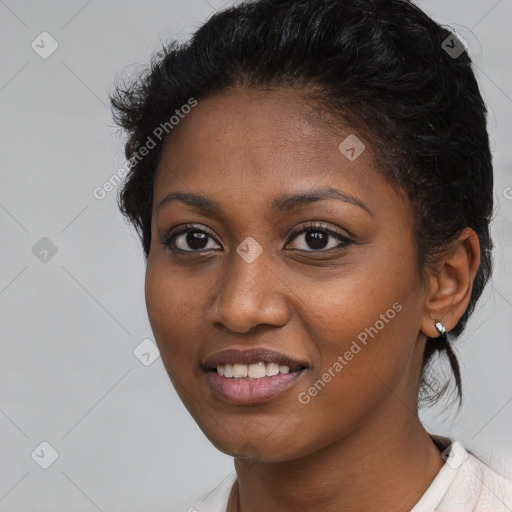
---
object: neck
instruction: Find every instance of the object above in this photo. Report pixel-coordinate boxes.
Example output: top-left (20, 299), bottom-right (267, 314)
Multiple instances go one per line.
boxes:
top-left (229, 415), bottom-right (444, 512)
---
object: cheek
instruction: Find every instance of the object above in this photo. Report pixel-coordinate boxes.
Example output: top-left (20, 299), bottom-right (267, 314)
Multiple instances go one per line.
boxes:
top-left (293, 247), bottom-right (423, 412)
top-left (145, 265), bottom-right (211, 410)
top-left (145, 264), bottom-right (172, 339)
top-left (145, 262), bottom-right (197, 361)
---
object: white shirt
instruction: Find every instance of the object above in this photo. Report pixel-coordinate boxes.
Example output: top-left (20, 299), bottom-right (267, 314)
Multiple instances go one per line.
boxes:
top-left (176, 436), bottom-right (512, 511)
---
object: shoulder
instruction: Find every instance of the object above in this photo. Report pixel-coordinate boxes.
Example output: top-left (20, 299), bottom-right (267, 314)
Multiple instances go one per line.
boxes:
top-left (439, 439), bottom-right (512, 511)
top-left (174, 472), bottom-right (237, 512)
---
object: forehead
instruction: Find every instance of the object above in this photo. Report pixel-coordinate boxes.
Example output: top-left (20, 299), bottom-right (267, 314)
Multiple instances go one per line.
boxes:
top-left (157, 87), bottom-right (343, 167)
top-left (153, 86), bottom-right (407, 220)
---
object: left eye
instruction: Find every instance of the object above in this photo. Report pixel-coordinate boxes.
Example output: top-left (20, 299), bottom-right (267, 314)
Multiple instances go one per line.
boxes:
top-left (287, 224), bottom-right (352, 251)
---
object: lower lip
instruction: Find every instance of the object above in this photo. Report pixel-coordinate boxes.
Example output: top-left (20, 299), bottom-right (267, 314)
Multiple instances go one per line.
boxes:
top-left (207, 369), bottom-right (306, 405)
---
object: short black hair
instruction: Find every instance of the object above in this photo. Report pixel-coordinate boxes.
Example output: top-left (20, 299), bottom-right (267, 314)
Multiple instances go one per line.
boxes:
top-left (110, 0), bottom-right (494, 408)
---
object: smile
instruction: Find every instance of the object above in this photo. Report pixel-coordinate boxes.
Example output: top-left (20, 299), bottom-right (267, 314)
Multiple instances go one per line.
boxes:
top-left (203, 348), bottom-right (309, 405)
top-left (217, 361), bottom-right (292, 379)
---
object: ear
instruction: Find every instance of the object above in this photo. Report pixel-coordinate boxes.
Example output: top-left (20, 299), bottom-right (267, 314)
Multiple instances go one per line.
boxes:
top-left (420, 228), bottom-right (481, 338)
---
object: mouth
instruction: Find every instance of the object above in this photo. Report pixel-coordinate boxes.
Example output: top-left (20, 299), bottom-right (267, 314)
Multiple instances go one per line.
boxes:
top-left (202, 348), bottom-right (308, 405)
top-left (215, 361), bottom-right (304, 379)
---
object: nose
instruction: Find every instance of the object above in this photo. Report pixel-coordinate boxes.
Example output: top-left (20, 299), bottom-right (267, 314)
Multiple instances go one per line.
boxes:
top-left (206, 251), bottom-right (291, 334)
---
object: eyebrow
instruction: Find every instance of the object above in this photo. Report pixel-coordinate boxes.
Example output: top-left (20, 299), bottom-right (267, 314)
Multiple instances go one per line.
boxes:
top-left (156, 186), bottom-right (371, 216)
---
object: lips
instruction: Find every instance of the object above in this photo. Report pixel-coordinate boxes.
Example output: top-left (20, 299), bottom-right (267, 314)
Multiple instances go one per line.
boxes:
top-left (202, 347), bottom-right (309, 405)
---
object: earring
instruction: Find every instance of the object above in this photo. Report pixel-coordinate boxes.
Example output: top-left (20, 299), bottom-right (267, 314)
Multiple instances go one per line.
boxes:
top-left (434, 319), bottom-right (446, 337)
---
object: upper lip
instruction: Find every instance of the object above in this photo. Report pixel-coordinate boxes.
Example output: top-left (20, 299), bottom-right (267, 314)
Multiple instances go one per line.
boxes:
top-left (202, 348), bottom-right (308, 372)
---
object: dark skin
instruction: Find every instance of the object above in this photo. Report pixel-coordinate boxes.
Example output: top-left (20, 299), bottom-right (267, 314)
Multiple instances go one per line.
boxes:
top-left (145, 86), bottom-right (481, 511)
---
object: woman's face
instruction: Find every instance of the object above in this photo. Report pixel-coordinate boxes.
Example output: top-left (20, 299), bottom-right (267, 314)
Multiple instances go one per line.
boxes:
top-left (146, 87), bottom-right (429, 462)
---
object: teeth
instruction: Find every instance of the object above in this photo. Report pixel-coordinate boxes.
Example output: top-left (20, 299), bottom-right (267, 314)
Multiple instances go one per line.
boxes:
top-left (233, 364), bottom-right (248, 378)
top-left (266, 362), bottom-right (280, 376)
top-left (248, 362), bottom-right (266, 378)
top-left (216, 362), bottom-right (293, 379)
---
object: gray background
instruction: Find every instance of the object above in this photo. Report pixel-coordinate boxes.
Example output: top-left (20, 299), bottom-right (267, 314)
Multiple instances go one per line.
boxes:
top-left (1, 0), bottom-right (511, 510)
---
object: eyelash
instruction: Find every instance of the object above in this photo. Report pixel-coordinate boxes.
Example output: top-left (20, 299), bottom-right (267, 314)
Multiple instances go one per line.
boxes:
top-left (159, 221), bottom-right (354, 254)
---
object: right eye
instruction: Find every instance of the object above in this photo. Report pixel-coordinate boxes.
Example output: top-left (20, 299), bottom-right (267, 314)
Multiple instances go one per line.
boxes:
top-left (160, 225), bottom-right (222, 253)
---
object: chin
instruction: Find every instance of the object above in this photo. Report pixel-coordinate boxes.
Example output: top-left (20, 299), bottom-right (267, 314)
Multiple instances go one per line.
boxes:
top-left (200, 423), bottom-right (314, 464)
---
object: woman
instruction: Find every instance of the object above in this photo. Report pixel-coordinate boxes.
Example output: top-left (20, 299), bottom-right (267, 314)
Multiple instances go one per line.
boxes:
top-left (110, 0), bottom-right (512, 509)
